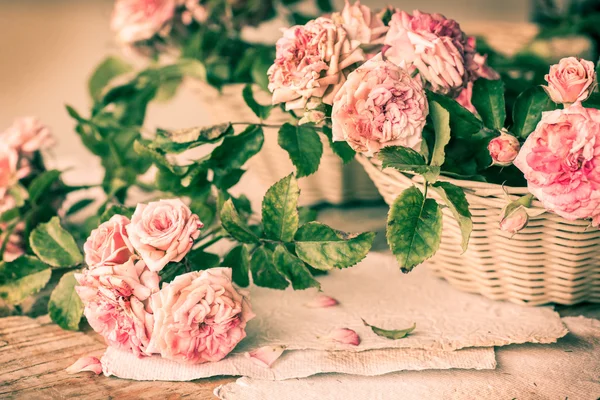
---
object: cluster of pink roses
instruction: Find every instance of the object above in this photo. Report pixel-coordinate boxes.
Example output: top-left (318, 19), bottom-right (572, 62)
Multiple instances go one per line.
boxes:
top-left (0, 117), bottom-right (53, 261)
top-left (269, 3), bottom-right (498, 157)
top-left (76, 199), bottom-right (255, 364)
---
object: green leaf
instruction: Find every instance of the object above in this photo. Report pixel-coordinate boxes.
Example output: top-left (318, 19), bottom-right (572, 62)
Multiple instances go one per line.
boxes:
top-left (0, 255), bottom-right (49, 284)
top-left (28, 170), bottom-right (61, 204)
top-left (242, 84), bottom-right (274, 120)
top-left (0, 208), bottom-right (20, 223)
top-left (8, 183), bottom-right (28, 207)
top-left (0, 266), bottom-right (51, 305)
top-left (48, 271), bottom-right (84, 331)
top-left (512, 86), bottom-right (554, 139)
top-left (298, 206), bottom-right (318, 225)
top-left (471, 79), bottom-right (506, 130)
top-left (154, 123), bottom-right (233, 153)
top-left (278, 123), bottom-right (323, 178)
top-left (210, 125), bottom-right (264, 170)
top-left (426, 91), bottom-right (482, 138)
top-left (378, 146), bottom-right (440, 182)
top-left (186, 250), bottom-right (221, 270)
top-left (387, 186), bottom-right (443, 272)
top-left (65, 198), bottom-right (95, 217)
top-left (176, 58), bottom-right (207, 81)
top-left (89, 56), bottom-right (133, 101)
top-left (584, 92), bottom-right (600, 109)
top-left (362, 319), bottom-right (416, 340)
top-left (262, 174), bottom-right (300, 242)
top-left (322, 125), bottom-right (356, 164)
top-left (30, 217), bottom-right (83, 268)
top-left (429, 100), bottom-right (451, 169)
top-left (250, 246), bottom-right (289, 289)
top-left (273, 245), bottom-right (320, 290)
top-left (220, 199), bottom-right (260, 243)
top-left (294, 222), bottom-right (375, 270)
top-left (222, 244), bottom-right (250, 287)
top-left (213, 168), bottom-right (245, 190)
top-left (134, 140), bottom-right (184, 175)
top-left (100, 204), bottom-right (134, 223)
top-left (431, 182), bottom-right (472, 252)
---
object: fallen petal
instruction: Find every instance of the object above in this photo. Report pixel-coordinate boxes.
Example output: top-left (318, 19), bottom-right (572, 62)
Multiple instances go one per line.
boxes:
top-left (305, 295), bottom-right (339, 308)
top-left (325, 328), bottom-right (360, 346)
top-left (65, 356), bottom-right (102, 375)
top-left (245, 346), bottom-right (285, 368)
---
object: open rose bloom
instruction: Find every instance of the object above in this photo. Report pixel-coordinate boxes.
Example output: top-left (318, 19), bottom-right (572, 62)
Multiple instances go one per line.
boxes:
top-left (331, 56), bottom-right (428, 156)
top-left (111, 0), bottom-right (177, 45)
top-left (146, 268), bottom-right (255, 364)
top-left (514, 104), bottom-right (600, 225)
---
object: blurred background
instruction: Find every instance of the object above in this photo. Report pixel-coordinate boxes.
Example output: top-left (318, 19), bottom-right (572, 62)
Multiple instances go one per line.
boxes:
top-left (0, 0), bottom-right (534, 181)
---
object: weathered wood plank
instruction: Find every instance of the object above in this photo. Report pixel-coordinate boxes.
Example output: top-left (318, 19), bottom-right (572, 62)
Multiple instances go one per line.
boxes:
top-left (0, 316), bottom-right (234, 399)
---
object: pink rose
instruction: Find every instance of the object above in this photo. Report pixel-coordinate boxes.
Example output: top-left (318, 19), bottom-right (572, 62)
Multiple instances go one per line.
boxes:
top-left (544, 57), bottom-right (596, 104)
top-left (146, 268), bottom-right (255, 364)
top-left (499, 205), bottom-right (529, 235)
top-left (126, 199), bottom-right (202, 272)
top-left (0, 221), bottom-right (25, 262)
top-left (1, 117), bottom-right (53, 154)
top-left (332, 1), bottom-right (388, 45)
top-left (84, 215), bottom-right (135, 268)
top-left (268, 17), bottom-right (366, 110)
top-left (331, 56), bottom-right (428, 156)
top-left (0, 144), bottom-right (29, 198)
top-left (75, 258), bottom-right (159, 356)
top-left (111, 0), bottom-right (176, 45)
top-left (514, 104), bottom-right (600, 225)
top-left (488, 130), bottom-right (521, 166)
top-left (383, 10), bottom-right (472, 96)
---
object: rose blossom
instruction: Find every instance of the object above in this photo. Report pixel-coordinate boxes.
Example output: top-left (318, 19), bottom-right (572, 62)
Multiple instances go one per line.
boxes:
top-left (0, 221), bottom-right (25, 262)
top-left (268, 17), bottom-right (366, 110)
top-left (75, 258), bottom-right (159, 356)
top-left (383, 10), bottom-right (473, 96)
top-left (111, 0), bottom-right (176, 45)
top-left (332, 1), bottom-right (388, 45)
top-left (331, 56), bottom-right (428, 156)
top-left (499, 205), bottom-right (529, 235)
top-left (488, 130), bottom-right (521, 167)
top-left (84, 215), bottom-right (135, 268)
top-left (0, 144), bottom-right (29, 198)
top-left (514, 104), bottom-right (600, 225)
top-left (1, 117), bottom-right (53, 154)
top-left (146, 268), bottom-right (255, 364)
top-left (544, 57), bottom-right (596, 105)
top-left (126, 199), bottom-right (202, 272)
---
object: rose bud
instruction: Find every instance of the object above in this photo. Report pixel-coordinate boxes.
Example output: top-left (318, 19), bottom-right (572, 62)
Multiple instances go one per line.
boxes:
top-left (488, 130), bottom-right (520, 167)
top-left (544, 57), bottom-right (597, 105)
top-left (298, 110), bottom-right (326, 126)
top-left (499, 205), bottom-right (529, 235)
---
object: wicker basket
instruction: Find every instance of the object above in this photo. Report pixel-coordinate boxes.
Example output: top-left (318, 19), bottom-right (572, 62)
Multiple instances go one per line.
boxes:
top-left (188, 82), bottom-right (381, 206)
top-left (357, 155), bottom-right (600, 306)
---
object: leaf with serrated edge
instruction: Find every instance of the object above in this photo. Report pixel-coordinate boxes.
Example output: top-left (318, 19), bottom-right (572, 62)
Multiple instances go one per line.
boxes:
top-left (48, 271), bottom-right (84, 331)
top-left (0, 256), bottom-right (49, 284)
top-left (262, 174), bottom-right (300, 242)
top-left (426, 91), bottom-right (482, 138)
top-left (295, 222), bottom-right (375, 270)
top-left (387, 186), bottom-right (443, 272)
top-left (220, 199), bottom-right (260, 243)
top-left (512, 86), bottom-right (554, 139)
top-left (134, 140), bottom-right (184, 175)
top-left (30, 217), bottom-right (83, 268)
top-left (472, 79), bottom-right (506, 130)
top-left (429, 100), bottom-right (451, 168)
top-left (28, 170), bottom-right (61, 204)
top-left (378, 146), bottom-right (440, 182)
top-left (251, 246), bottom-right (289, 289)
top-left (322, 126), bottom-right (355, 164)
top-left (154, 123), bottom-right (233, 153)
top-left (242, 84), bottom-right (274, 120)
top-left (222, 245), bottom-right (250, 287)
top-left (362, 319), bottom-right (416, 339)
top-left (273, 245), bottom-right (320, 290)
top-left (278, 123), bottom-right (323, 178)
top-left (210, 125), bottom-right (264, 170)
top-left (0, 268), bottom-right (51, 305)
top-left (431, 181), bottom-right (472, 252)
top-left (89, 56), bottom-right (133, 101)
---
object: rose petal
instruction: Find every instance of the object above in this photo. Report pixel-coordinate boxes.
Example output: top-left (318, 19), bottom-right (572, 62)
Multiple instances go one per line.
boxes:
top-left (324, 328), bottom-right (361, 346)
top-left (304, 295), bottom-right (339, 308)
top-left (65, 356), bottom-right (102, 375)
top-left (245, 346), bottom-right (286, 368)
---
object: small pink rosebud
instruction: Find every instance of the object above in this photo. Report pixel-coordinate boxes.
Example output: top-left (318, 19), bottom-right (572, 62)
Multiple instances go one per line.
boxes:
top-left (304, 294), bottom-right (339, 308)
top-left (65, 356), bottom-right (102, 375)
top-left (324, 328), bottom-right (361, 346)
top-left (299, 110), bottom-right (326, 125)
top-left (245, 346), bottom-right (286, 368)
top-left (488, 130), bottom-right (520, 167)
top-left (499, 205), bottom-right (529, 235)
